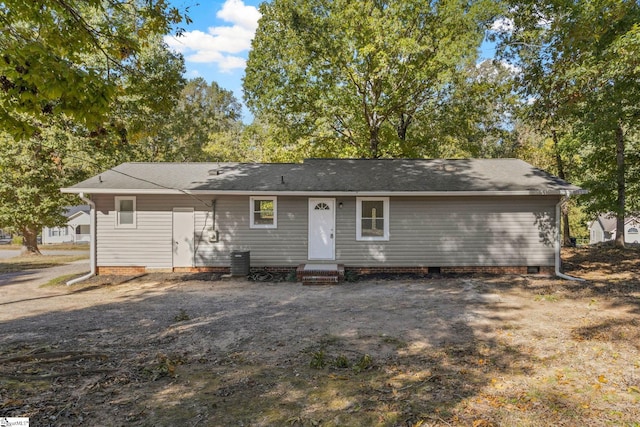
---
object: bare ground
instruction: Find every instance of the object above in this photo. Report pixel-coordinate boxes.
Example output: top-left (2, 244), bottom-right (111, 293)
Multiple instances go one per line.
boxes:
top-left (1, 247), bottom-right (639, 426)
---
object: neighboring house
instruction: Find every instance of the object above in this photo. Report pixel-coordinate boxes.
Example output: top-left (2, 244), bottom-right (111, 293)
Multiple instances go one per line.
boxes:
top-left (0, 229), bottom-right (11, 244)
top-left (61, 159), bottom-right (583, 277)
top-left (42, 205), bottom-right (91, 244)
top-left (589, 214), bottom-right (640, 244)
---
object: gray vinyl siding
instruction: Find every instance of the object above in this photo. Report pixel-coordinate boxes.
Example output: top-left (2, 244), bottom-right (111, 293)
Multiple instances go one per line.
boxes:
top-left (93, 194), bottom-right (309, 268)
top-left (93, 194), bottom-right (210, 268)
top-left (194, 196), bottom-right (308, 267)
top-left (335, 196), bottom-right (557, 267)
top-left (93, 194), bottom-right (558, 268)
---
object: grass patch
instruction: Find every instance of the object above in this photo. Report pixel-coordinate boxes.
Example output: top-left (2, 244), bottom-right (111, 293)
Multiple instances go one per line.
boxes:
top-left (0, 244), bottom-right (21, 250)
top-left (39, 274), bottom-right (83, 288)
top-left (173, 309), bottom-right (191, 322)
top-left (534, 294), bottom-right (561, 302)
top-left (380, 335), bottom-right (408, 349)
top-left (0, 243), bottom-right (89, 251)
top-left (0, 254), bottom-right (88, 273)
top-left (39, 243), bottom-right (90, 251)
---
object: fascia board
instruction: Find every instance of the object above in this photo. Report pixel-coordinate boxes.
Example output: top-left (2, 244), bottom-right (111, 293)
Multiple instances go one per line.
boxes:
top-left (62, 188), bottom-right (587, 197)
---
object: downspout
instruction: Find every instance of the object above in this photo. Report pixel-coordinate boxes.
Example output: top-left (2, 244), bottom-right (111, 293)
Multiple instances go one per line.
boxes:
top-left (555, 197), bottom-right (585, 281)
top-left (66, 193), bottom-right (96, 285)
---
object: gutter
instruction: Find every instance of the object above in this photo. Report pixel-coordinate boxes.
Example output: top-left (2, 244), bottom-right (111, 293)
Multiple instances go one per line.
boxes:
top-left (61, 188), bottom-right (587, 197)
top-left (555, 198), bottom-right (585, 281)
top-left (66, 193), bottom-right (96, 285)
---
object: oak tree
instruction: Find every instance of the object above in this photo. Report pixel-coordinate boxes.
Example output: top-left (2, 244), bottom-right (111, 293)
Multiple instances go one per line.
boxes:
top-left (498, 0), bottom-right (640, 247)
top-left (244, 0), bottom-right (494, 158)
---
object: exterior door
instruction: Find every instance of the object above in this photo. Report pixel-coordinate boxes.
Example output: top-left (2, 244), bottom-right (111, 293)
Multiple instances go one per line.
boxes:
top-left (308, 198), bottom-right (335, 260)
top-left (173, 208), bottom-right (194, 267)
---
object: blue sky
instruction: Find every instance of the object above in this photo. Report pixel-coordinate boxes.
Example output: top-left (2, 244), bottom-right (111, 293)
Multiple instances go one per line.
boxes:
top-left (166, 0), bottom-right (500, 122)
top-left (165, 0), bottom-right (262, 120)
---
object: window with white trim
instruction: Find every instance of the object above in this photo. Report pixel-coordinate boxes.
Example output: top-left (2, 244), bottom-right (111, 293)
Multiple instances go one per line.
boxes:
top-left (250, 196), bottom-right (277, 228)
top-left (115, 196), bottom-right (136, 228)
top-left (49, 227), bottom-right (68, 237)
top-left (629, 227), bottom-right (639, 234)
top-left (356, 197), bottom-right (389, 241)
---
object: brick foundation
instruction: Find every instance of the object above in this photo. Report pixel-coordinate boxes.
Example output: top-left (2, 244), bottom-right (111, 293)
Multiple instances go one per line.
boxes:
top-left (251, 266), bottom-right (297, 274)
top-left (95, 265), bottom-right (297, 276)
top-left (96, 265), bottom-right (554, 277)
top-left (96, 266), bottom-right (146, 275)
top-left (172, 267), bottom-right (230, 273)
top-left (347, 265), bottom-right (554, 276)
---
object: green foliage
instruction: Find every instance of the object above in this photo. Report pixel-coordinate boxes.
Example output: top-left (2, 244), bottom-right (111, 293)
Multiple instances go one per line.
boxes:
top-left (0, 2), bottom-right (196, 253)
top-left (309, 351), bottom-right (328, 369)
top-left (142, 353), bottom-right (184, 381)
top-left (344, 270), bottom-right (359, 283)
top-left (411, 60), bottom-right (521, 158)
top-left (498, 0), bottom-right (640, 245)
top-left (173, 309), bottom-right (190, 322)
top-left (244, 0), bottom-right (497, 158)
top-left (172, 78), bottom-right (243, 162)
top-left (0, 0), bottom-right (190, 139)
top-left (353, 354), bottom-right (374, 373)
top-left (0, 125), bottom-right (86, 250)
top-left (333, 354), bottom-right (350, 369)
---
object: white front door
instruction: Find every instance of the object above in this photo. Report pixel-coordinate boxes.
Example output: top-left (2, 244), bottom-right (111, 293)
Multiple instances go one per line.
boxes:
top-left (308, 198), bottom-right (335, 260)
top-left (173, 208), bottom-right (194, 267)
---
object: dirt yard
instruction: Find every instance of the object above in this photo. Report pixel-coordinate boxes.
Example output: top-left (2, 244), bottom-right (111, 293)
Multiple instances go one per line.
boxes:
top-left (1, 247), bottom-right (639, 426)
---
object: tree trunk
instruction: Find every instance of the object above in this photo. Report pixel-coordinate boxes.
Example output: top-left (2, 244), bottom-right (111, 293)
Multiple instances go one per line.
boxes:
top-left (552, 129), bottom-right (572, 246)
top-left (369, 125), bottom-right (380, 159)
top-left (21, 226), bottom-right (41, 255)
top-left (614, 124), bottom-right (626, 248)
top-left (396, 113), bottom-right (412, 141)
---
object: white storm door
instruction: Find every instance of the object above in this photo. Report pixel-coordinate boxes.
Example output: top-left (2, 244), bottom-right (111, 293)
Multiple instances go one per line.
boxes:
top-left (173, 208), bottom-right (194, 267)
top-left (308, 198), bottom-right (335, 260)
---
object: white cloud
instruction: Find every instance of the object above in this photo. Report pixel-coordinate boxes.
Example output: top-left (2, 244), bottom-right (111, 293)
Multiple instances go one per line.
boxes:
top-left (218, 56), bottom-right (247, 73)
top-left (164, 0), bottom-right (260, 73)
top-left (475, 59), bottom-right (521, 81)
top-left (491, 17), bottom-right (514, 33)
top-left (217, 0), bottom-right (261, 32)
top-left (498, 60), bottom-right (521, 74)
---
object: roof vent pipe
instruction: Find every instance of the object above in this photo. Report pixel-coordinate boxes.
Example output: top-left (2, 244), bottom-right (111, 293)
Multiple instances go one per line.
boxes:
top-left (281, 175), bottom-right (285, 184)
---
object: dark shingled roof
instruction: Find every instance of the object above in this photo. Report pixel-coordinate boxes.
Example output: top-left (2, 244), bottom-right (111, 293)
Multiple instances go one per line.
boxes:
top-left (63, 158), bottom-right (584, 195)
top-left (63, 205), bottom-right (90, 217)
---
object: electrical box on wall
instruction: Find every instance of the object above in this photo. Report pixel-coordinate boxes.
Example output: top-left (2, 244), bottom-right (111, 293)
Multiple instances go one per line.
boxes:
top-left (207, 229), bottom-right (219, 242)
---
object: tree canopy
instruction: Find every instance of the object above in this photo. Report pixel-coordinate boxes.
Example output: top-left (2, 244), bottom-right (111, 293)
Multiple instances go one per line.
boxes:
top-left (244, 0), bottom-right (496, 158)
top-left (498, 0), bottom-right (640, 246)
top-left (0, 0), bottom-right (191, 253)
top-left (0, 0), bottom-right (189, 139)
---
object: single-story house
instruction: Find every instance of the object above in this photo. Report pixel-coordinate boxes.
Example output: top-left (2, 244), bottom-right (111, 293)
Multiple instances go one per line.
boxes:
top-left (61, 158), bottom-right (584, 279)
top-left (588, 214), bottom-right (640, 244)
top-left (42, 205), bottom-right (91, 244)
top-left (0, 228), bottom-right (11, 244)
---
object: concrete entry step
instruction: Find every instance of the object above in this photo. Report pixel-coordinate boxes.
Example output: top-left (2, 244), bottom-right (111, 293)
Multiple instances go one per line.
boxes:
top-left (296, 264), bottom-right (345, 285)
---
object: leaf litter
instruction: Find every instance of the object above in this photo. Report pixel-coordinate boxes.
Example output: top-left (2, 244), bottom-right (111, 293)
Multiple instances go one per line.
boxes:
top-left (0, 247), bottom-right (639, 426)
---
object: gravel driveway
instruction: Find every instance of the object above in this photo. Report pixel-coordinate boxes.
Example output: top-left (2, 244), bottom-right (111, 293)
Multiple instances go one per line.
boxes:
top-left (0, 259), bottom-right (89, 292)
